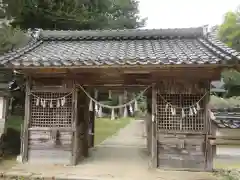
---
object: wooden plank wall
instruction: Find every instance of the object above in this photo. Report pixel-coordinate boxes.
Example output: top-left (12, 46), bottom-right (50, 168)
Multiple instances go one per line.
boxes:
top-left (28, 129), bottom-right (72, 164)
top-left (158, 134), bottom-right (206, 170)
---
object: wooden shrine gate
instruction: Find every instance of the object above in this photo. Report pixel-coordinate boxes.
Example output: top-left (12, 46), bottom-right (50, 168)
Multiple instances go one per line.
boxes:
top-left (151, 82), bottom-right (214, 171)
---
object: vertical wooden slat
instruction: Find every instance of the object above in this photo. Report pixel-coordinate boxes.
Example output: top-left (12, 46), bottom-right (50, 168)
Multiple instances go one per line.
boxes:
top-left (151, 84), bottom-right (157, 168)
top-left (23, 77), bottom-right (31, 162)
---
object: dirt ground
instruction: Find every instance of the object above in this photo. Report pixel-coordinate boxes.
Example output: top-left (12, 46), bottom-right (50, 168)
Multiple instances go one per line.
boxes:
top-left (0, 120), bottom-right (217, 180)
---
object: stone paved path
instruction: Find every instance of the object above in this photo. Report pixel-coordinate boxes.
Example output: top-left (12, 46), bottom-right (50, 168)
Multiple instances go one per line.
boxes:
top-left (1, 120), bottom-right (217, 180)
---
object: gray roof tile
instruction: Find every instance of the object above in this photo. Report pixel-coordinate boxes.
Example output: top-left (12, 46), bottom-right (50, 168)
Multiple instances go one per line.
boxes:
top-left (0, 27), bottom-right (240, 67)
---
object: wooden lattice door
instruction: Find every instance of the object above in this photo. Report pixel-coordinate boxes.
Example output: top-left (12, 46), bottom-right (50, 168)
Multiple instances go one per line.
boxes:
top-left (155, 82), bottom-right (212, 171)
top-left (27, 90), bottom-right (76, 164)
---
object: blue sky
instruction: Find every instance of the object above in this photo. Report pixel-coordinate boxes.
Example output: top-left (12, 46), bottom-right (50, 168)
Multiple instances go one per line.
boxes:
top-left (138, 0), bottom-right (239, 28)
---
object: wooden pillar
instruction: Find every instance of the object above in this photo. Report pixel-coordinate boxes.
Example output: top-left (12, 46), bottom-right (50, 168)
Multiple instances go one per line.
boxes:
top-left (205, 88), bottom-right (214, 171)
top-left (83, 89), bottom-right (90, 157)
top-left (72, 84), bottom-right (78, 165)
top-left (78, 88), bottom-right (86, 161)
top-left (89, 89), bottom-right (95, 148)
top-left (146, 89), bottom-right (152, 155)
top-left (118, 94), bottom-right (124, 117)
top-left (22, 77), bottom-right (31, 163)
top-left (123, 90), bottom-right (128, 117)
top-left (151, 84), bottom-right (157, 168)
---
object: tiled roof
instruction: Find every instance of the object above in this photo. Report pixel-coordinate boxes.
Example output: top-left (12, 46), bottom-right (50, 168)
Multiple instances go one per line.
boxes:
top-left (212, 112), bottom-right (240, 129)
top-left (0, 27), bottom-right (240, 67)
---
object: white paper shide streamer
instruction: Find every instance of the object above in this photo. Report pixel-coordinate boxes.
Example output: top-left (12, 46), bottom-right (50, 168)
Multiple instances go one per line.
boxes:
top-left (33, 92), bottom-right (71, 108)
top-left (89, 99), bottom-right (93, 111)
top-left (129, 104), bottom-right (133, 115)
top-left (98, 106), bottom-right (103, 118)
top-left (124, 105), bottom-right (128, 118)
top-left (159, 92), bottom-right (206, 118)
top-left (76, 85), bottom-right (151, 120)
top-left (181, 109), bottom-right (185, 118)
top-left (32, 84), bottom-right (206, 120)
top-left (111, 109), bottom-right (115, 120)
top-left (134, 99), bottom-right (138, 111)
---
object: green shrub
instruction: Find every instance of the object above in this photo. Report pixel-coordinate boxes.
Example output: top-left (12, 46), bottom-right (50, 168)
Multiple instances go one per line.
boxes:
top-left (210, 95), bottom-right (240, 109)
top-left (216, 169), bottom-right (240, 180)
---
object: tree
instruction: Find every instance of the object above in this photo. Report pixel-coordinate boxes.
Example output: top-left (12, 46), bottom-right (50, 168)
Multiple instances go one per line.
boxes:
top-left (0, 24), bottom-right (28, 54)
top-left (0, 0), bottom-right (28, 55)
top-left (0, 0), bottom-right (146, 116)
top-left (218, 5), bottom-right (240, 97)
top-left (218, 6), bottom-right (240, 51)
top-left (3, 0), bottom-right (146, 30)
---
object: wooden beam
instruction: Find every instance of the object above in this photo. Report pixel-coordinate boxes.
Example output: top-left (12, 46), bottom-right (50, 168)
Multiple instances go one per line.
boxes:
top-left (13, 63), bottom-right (236, 70)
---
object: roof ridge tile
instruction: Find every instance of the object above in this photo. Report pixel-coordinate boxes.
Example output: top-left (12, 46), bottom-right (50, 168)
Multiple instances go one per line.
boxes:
top-left (39, 27), bottom-right (205, 40)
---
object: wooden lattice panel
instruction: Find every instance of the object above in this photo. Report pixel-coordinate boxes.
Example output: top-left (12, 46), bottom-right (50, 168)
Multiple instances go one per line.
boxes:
top-left (156, 92), bottom-right (206, 132)
top-left (30, 92), bottom-right (73, 128)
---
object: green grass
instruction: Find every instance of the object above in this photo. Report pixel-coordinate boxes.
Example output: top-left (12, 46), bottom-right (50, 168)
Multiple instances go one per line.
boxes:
top-left (5, 115), bottom-right (23, 131)
top-left (94, 117), bottom-right (133, 145)
top-left (214, 159), bottom-right (240, 169)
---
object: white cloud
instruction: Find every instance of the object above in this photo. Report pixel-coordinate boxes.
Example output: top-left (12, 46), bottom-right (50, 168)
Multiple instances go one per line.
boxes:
top-left (138, 0), bottom-right (239, 28)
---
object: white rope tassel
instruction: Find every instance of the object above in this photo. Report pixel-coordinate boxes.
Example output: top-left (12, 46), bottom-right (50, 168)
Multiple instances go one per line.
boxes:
top-left (193, 107), bottom-right (197, 115)
top-left (129, 103), bottom-right (133, 115)
top-left (134, 99), bottom-right (138, 112)
top-left (40, 99), bottom-right (44, 107)
top-left (98, 106), bottom-right (103, 118)
top-left (61, 97), bottom-right (66, 106)
top-left (111, 109), bottom-right (115, 120)
top-left (108, 90), bottom-right (112, 99)
top-left (95, 102), bottom-right (98, 112)
top-left (196, 102), bottom-right (201, 111)
top-left (36, 98), bottom-right (40, 106)
top-left (124, 105), bottom-right (128, 118)
top-left (171, 107), bottom-right (176, 116)
top-left (181, 109), bottom-right (185, 118)
top-left (56, 99), bottom-right (61, 108)
top-left (189, 107), bottom-right (193, 116)
top-left (165, 104), bottom-right (169, 112)
top-left (89, 99), bottom-right (93, 111)
top-left (49, 100), bottom-right (53, 108)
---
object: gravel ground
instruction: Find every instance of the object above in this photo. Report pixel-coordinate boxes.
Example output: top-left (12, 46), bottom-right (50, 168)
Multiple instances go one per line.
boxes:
top-left (1, 120), bottom-right (217, 180)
